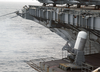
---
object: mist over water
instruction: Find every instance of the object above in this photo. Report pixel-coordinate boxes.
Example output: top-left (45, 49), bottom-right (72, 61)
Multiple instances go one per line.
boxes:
top-left (0, 2), bottom-right (66, 72)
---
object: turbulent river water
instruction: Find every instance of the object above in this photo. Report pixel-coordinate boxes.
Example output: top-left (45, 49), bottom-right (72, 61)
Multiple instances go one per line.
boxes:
top-left (0, 2), bottom-right (66, 72)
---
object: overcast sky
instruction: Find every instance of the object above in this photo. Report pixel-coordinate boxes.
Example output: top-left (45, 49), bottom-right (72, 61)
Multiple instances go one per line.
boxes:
top-left (0, 0), bottom-right (39, 2)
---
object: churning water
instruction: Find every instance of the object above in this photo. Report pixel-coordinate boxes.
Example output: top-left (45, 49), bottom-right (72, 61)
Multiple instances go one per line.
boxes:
top-left (0, 2), bottom-right (66, 72)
